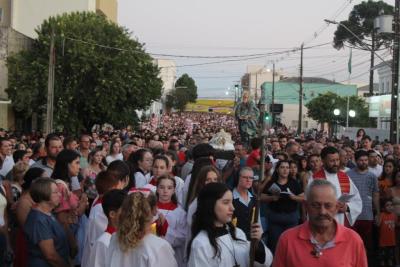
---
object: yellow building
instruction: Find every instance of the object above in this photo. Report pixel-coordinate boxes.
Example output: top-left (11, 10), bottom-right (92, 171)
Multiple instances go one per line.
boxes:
top-left (96, 0), bottom-right (118, 23)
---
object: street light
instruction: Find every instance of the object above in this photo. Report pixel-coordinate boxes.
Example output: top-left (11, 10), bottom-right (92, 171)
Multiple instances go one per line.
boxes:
top-left (333, 109), bottom-right (341, 116)
top-left (349, 110), bottom-right (356, 118)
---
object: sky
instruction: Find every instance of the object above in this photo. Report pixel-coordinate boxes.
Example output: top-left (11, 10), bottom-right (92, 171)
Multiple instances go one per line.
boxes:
top-left (118, 0), bottom-right (395, 98)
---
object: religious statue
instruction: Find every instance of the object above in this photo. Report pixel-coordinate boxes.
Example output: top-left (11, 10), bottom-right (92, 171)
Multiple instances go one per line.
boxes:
top-left (234, 91), bottom-right (260, 145)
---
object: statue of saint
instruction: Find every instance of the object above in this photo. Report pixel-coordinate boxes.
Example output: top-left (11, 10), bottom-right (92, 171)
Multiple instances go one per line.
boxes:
top-left (234, 91), bottom-right (260, 145)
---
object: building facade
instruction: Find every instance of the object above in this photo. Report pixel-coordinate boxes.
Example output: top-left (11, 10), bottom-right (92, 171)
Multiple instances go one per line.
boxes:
top-left (372, 60), bottom-right (392, 130)
top-left (261, 78), bottom-right (358, 130)
top-left (241, 65), bottom-right (281, 102)
top-left (0, 0), bottom-right (118, 129)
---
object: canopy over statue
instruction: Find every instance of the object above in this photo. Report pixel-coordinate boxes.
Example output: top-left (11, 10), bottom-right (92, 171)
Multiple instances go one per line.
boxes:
top-left (234, 91), bottom-right (260, 145)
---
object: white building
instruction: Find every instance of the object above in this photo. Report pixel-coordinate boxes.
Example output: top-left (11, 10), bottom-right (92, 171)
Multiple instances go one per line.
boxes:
top-left (146, 59), bottom-right (176, 115)
top-left (241, 65), bottom-right (282, 102)
top-left (372, 60), bottom-right (392, 130)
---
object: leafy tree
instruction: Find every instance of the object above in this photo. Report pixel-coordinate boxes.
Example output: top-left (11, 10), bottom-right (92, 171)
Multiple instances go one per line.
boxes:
top-left (306, 92), bottom-right (375, 132)
top-left (333, 0), bottom-right (393, 50)
top-left (332, 1), bottom-right (393, 95)
top-left (175, 74), bottom-right (198, 103)
top-left (6, 12), bottom-right (162, 133)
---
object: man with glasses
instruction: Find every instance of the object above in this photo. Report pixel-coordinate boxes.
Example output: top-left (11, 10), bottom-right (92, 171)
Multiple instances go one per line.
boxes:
top-left (273, 179), bottom-right (367, 267)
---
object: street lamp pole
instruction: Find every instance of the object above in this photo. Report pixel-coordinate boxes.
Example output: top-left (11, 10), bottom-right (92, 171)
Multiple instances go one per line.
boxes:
top-left (391, 0), bottom-right (400, 144)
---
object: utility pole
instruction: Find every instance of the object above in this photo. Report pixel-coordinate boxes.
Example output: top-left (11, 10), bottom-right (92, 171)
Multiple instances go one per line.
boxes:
top-left (271, 62), bottom-right (275, 126)
top-left (45, 31), bottom-right (55, 135)
top-left (255, 72), bottom-right (258, 104)
top-left (369, 29), bottom-right (375, 96)
top-left (391, 0), bottom-right (400, 144)
top-left (297, 43), bottom-right (304, 135)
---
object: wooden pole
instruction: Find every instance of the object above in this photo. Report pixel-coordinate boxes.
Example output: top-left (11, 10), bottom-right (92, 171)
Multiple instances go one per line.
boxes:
top-left (249, 81), bottom-right (267, 267)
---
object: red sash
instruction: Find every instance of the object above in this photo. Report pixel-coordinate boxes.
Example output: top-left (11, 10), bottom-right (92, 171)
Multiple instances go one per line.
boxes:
top-left (313, 169), bottom-right (351, 227)
top-left (313, 169), bottom-right (350, 194)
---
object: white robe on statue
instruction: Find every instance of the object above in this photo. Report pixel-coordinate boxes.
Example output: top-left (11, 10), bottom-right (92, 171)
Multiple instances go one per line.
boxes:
top-left (158, 204), bottom-right (188, 267)
top-left (309, 169), bottom-right (362, 226)
top-left (105, 233), bottom-right (178, 267)
top-left (188, 228), bottom-right (273, 267)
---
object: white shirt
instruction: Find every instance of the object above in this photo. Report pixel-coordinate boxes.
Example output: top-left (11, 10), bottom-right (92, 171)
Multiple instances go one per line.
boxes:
top-left (134, 171), bottom-right (152, 188)
top-left (105, 233), bottom-right (177, 267)
top-left (81, 198), bottom-right (108, 267)
top-left (368, 165), bottom-right (382, 179)
top-left (105, 153), bottom-right (123, 165)
top-left (87, 231), bottom-right (112, 267)
top-left (158, 205), bottom-right (188, 267)
top-left (0, 155), bottom-right (14, 178)
top-left (188, 228), bottom-right (272, 267)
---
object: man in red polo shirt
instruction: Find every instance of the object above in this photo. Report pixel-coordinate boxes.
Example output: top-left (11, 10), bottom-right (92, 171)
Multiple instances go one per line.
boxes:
top-left (273, 179), bottom-right (367, 267)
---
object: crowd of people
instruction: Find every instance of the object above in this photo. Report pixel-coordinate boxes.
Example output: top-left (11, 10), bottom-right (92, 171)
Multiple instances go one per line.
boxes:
top-left (0, 111), bottom-right (398, 266)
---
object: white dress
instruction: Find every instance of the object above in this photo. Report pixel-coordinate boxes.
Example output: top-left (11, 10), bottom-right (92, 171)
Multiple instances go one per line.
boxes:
top-left (188, 228), bottom-right (273, 267)
top-left (158, 203), bottom-right (188, 267)
top-left (105, 233), bottom-right (178, 267)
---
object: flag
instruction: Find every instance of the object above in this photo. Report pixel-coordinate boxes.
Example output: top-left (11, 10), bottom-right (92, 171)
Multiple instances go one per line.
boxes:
top-left (348, 48), bottom-right (352, 74)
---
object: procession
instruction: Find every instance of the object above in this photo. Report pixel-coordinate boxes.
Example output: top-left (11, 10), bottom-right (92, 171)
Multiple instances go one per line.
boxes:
top-left (2, 0), bottom-right (400, 266)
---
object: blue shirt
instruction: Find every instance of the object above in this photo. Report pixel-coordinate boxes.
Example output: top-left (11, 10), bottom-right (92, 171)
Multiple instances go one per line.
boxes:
top-left (24, 209), bottom-right (70, 267)
top-left (347, 168), bottom-right (378, 220)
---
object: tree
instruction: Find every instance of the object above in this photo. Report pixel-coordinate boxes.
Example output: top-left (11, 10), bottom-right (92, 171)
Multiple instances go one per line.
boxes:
top-left (165, 87), bottom-right (191, 112)
top-left (6, 12), bottom-right (162, 133)
top-left (333, 0), bottom-right (393, 50)
top-left (164, 74), bottom-right (198, 113)
top-left (175, 74), bottom-right (198, 103)
top-left (332, 1), bottom-right (393, 95)
top-left (306, 92), bottom-right (375, 132)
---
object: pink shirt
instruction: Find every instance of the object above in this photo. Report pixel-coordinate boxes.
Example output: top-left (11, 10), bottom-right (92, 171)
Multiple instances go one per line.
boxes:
top-left (273, 221), bottom-right (367, 267)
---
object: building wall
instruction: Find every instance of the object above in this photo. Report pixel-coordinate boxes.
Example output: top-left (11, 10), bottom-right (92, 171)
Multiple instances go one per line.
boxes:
top-left (96, 0), bottom-right (117, 23)
top-left (0, 27), bottom-right (32, 129)
top-left (244, 65), bottom-right (281, 101)
top-left (145, 59), bottom-right (176, 115)
top-left (11, 0), bottom-right (96, 38)
top-left (279, 104), bottom-right (318, 130)
top-left (376, 64), bottom-right (392, 130)
top-left (0, 0), bottom-right (11, 26)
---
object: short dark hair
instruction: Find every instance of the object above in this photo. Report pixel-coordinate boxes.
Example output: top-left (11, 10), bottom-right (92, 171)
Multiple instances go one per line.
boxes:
top-left (102, 189), bottom-right (126, 219)
top-left (250, 137), bottom-right (262, 150)
top-left (13, 150), bottom-right (27, 163)
top-left (30, 177), bottom-right (55, 203)
top-left (63, 136), bottom-right (76, 148)
top-left (361, 135), bottom-right (371, 142)
top-left (44, 133), bottom-right (61, 148)
top-left (192, 143), bottom-right (215, 160)
top-left (354, 150), bottom-right (369, 161)
top-left (320, 146), bottom-right (338, 160)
